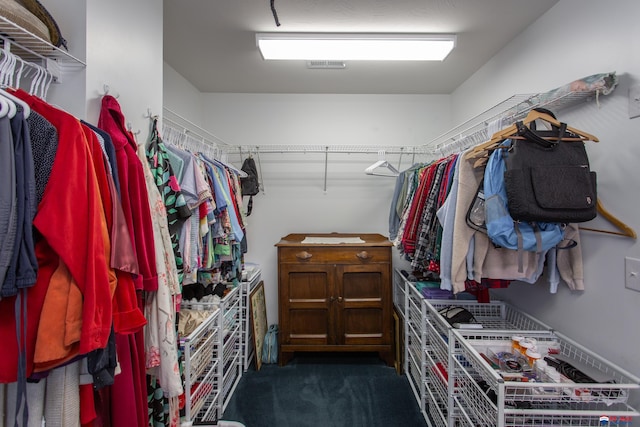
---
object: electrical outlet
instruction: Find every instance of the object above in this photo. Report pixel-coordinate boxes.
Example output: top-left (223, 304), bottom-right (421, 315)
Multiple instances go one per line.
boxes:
top-left (629, 85), bottom-right (640, 119)
top-left (624, 257), bottom-right (640, 292)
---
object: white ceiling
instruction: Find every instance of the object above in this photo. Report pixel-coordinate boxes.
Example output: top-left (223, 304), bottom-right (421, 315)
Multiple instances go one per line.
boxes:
top-left (163, 0), bottom-right (558, 95)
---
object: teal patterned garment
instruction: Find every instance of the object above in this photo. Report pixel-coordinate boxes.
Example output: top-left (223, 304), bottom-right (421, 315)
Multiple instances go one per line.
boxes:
top-left (147, 375), bottom-right (168, 427)
top-left (146, 117), bottom-right (191, 285)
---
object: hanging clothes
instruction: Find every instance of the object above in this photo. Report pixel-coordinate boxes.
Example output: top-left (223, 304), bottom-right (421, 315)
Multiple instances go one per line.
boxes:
top-left (392, 134), bottom-right (586, 298)
top-left (2, 107), bottom-right (38, 297)
top-left (145, 118), bottom-right (191, 288)
top-left (0, 113), bottom-right (17, 291)
top-left (99, 95), bottom-right (158, 293)
top-left (137, 141), bottom-right (183, 426)
top-left (165, 144), bottom-right (212, 285)
top-left (0, 89), bottom-right (114, 383)
top-left (98, 95), bottom-right (157, 427)
top-left (412, 155), bottom-right (458, 272)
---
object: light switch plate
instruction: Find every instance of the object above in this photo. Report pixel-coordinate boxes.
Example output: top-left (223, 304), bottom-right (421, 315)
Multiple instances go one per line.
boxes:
top-left (629, 85), bottom-right (640, 119)
top-left (624, 257), bottom-right (640, 292)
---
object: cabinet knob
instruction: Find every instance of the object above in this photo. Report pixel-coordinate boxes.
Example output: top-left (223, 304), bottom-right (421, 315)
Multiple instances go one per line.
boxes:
top-left (295, 251), bottom-right (313, 260)
top-left (356, 251), bottom-right (371, 260)
top-left (338, 296), bottom-right (343, 303)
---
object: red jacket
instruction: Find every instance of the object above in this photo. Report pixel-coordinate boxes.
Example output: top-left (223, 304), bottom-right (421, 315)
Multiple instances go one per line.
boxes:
top-left (98, 96), bottom-right (158, 292)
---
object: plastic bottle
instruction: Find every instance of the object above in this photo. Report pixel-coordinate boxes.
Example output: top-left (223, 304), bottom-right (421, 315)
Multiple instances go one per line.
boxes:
top-left (535, 359), bottom-right (548, 380)
top-left (511, 335), bottom-right (524, 354)
top-left (519, 339), bottom-right (534, 356)
top-left (543, 364), bottom-right (561, 394)
top-left (525, 347), bottom-right (542, 367)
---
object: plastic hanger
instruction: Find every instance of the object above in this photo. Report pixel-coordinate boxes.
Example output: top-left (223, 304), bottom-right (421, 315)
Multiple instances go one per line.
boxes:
top-left (365, 150), bottom-right (400, 177)
top-left (580, 199), bottom-right (637, 238)
top-left (0, 50), bottom-right (13, 87)
top-left (14, 56), bottom-right (26, 90)
top-left (2, 52), bottom-right (16, 88)
top-left (0, 92), bottom-right (17, 118)
top-left (41, 70), bottom-right (54, 99)
top-left (0, 95), bottom-right (10, 119)
top-left (28, 65), bottom-right (42, 96)
top-left (0, 55), bottom-right (17, 119)
top-left (0, 88), bottom-right (30, 119)
top-left (211, 156), bottom-right (248, 178)
top-left (0, 85), bottom-right (31, 119)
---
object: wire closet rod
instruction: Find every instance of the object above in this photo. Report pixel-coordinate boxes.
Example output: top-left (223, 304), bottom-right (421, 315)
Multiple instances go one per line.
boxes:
top-left (420, 82), bottom-right (611, 156)
top-left (224, 144), bottom-right (430, 155)
top-left (162, 106), bottom-right (231, 147)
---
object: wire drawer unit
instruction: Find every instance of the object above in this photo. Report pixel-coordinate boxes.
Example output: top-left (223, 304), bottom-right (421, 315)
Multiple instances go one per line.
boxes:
top-left (394, 268), bottom-right (553, 427)
top-left (219, 286), bottom-right (242, 414)
top-left (422, 297), bottom-right (553, 384)
top-left (239, 269), bottom-right (262, 371)
top-left (180, 286), bottom-right (244, 426)
top-left (393, 268), bottom-right (640, 426)
top-left (448, 329), bottom-right (640, 427)
top-left (180, 306), bottom-right (221, 425)
top-left (394, 269), bottom-right (430, 422)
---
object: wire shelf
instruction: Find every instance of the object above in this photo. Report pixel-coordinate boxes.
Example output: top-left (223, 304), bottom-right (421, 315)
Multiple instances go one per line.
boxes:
top-left (223, 144), bottom-right (427, 155)
top-left (421, 89), bottom-right (604, 156)
top-left (0, 15), bottom-right (85, 71)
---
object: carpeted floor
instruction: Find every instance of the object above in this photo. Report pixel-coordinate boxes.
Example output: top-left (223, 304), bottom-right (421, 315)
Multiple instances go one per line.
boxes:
top-left (220, 352), bottom-right (428, 427)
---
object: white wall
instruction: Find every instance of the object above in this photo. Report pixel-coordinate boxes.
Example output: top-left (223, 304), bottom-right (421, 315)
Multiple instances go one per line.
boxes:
top-left (197, 93), bottom-right (451, 324)
top-left (84, 0), bottom-right (163, 138)
top-left (46, 1), bottom-right (162, 136)
top-left (163, 62), bottom-right (204, 126)
top-left (41, 0), bottom-right (86, 117)
top-left (452, 0), bottom-right (640, 401)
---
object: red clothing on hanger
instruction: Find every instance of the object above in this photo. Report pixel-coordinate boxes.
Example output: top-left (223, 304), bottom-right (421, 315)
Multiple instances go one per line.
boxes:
top-left (0, 90), bottom-right (113, 382)
top-left (99, 96), bottom-right (155, 427)
top-left (98, 95), bottom-right (158, 292)
top-left (81, 123), bottom-right (146, 335)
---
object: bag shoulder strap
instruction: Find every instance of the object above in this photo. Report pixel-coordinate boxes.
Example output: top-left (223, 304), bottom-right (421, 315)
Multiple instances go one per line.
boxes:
top-left (515, 120), bottom-right (567, 149)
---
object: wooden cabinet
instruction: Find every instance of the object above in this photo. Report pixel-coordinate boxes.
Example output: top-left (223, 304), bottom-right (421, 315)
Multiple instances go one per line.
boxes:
top-left (276, 233), bottom-right (393, 366)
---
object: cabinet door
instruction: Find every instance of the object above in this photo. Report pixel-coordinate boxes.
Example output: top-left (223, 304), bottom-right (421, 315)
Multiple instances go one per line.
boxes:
top-left (336, 264), bottom-right (391, 346)
top-left (279, 263), bottom-right (336, 346)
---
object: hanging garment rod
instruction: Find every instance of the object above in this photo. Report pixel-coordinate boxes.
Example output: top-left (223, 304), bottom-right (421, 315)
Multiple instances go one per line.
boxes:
top-left (163, 106), bottom-right (232, 147)
top-left (162, 121), bottom-right (248, 178)
top-left (224, 144), bottom-right (427, 155)
top-left (419, 72), bottom-right (618, 156)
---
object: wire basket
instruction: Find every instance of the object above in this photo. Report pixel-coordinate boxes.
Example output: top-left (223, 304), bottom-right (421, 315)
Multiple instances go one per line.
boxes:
top-left (449, 329), bottom-right (640, 427)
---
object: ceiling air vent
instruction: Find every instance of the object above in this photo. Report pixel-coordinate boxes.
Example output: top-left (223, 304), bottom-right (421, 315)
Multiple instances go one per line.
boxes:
top-left (306, 60), bottom-right (347, 69)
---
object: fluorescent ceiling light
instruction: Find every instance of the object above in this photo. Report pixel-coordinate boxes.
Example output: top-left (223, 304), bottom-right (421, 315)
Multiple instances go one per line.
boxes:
top-left (256, 33), bottom-right (456, 61)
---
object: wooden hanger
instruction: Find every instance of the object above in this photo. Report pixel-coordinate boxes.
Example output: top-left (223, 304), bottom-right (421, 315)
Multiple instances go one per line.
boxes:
top-left (580, 199), bottom-right (637, 238)
top-left (466, 110), bottom-right (599, 160)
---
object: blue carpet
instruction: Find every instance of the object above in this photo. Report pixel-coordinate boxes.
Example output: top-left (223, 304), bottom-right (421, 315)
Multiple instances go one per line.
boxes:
top-left (221, 353), bottom-right (428, 427)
